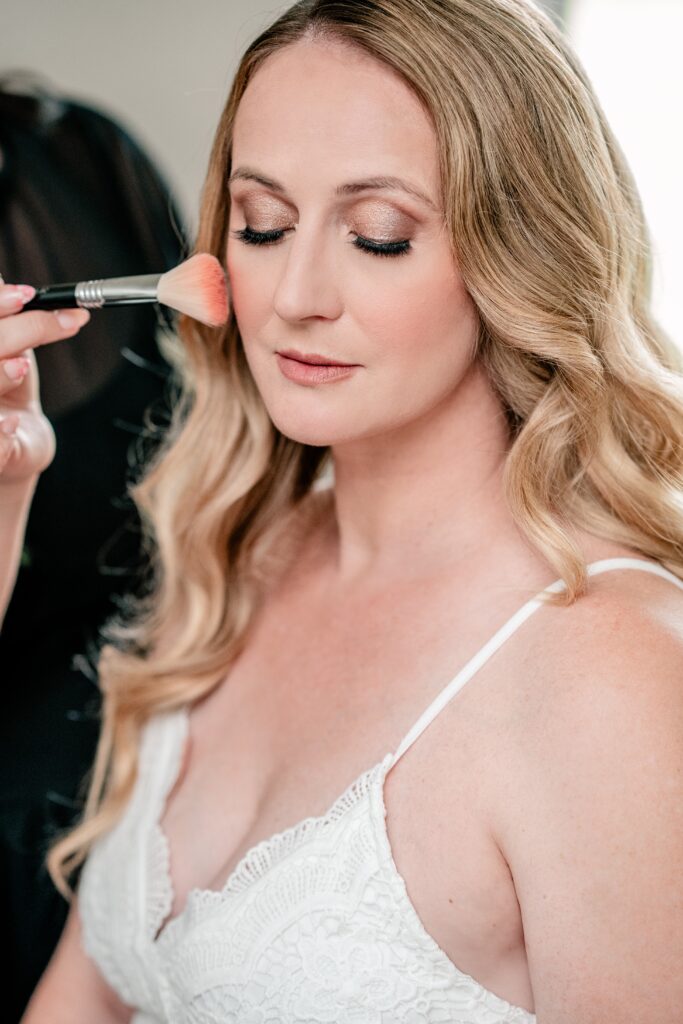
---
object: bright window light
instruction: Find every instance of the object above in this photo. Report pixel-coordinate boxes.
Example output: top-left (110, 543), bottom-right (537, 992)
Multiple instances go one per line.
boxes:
top-left (568, 0), bottom-right (682, 350)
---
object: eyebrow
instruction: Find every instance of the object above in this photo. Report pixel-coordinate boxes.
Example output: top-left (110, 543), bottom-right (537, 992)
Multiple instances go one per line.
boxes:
top-left (227, 165), bottom-right (438, 212)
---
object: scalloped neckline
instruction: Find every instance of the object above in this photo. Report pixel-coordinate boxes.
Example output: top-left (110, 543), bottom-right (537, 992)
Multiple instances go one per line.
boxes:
top-left (151, 705), bottom-right (391, 947)
top-left (147, 707), bottom-right (536, 1020)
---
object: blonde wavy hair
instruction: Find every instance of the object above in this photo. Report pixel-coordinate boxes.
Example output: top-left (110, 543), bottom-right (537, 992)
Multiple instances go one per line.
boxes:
top-left (48, 0), bottom-right (683, 897)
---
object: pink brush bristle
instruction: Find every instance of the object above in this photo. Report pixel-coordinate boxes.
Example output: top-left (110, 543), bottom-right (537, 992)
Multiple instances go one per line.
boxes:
top-left (156, 253), bottom-right (229, 327)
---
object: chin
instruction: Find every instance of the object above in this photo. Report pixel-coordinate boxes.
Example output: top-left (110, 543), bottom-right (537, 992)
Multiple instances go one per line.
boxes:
top-left (270, 421), bottom-right (343, 448)
top-left (266, 408), bottom-right (364, 448)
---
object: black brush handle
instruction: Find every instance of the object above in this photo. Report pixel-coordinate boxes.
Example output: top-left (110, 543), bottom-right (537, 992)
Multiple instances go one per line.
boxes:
top-left (22, 285), bottom-right (79, 311)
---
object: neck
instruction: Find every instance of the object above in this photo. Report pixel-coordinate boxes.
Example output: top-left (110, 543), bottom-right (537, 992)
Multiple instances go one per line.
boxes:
top-left (325, 360), bottom-right (515, 583)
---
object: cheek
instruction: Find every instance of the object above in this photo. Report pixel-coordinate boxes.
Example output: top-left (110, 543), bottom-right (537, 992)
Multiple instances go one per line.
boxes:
top-left (226, 248), bottom-right (269, 328)
top-left (225, 234), bottom-right (278, 329)
top-left (361, 259), bottom-right (475, 366)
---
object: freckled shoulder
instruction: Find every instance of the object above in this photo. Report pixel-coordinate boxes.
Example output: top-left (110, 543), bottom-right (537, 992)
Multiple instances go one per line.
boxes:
top-left (541, 561), bottom-right (683, 686)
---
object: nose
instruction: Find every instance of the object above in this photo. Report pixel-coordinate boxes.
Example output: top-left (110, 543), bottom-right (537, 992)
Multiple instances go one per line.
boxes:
top-left (272, 221), bottom-right (343, 323)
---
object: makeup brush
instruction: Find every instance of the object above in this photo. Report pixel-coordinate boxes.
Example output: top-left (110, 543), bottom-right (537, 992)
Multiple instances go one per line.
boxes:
top-left (21, 252), bottom-right (229, 327)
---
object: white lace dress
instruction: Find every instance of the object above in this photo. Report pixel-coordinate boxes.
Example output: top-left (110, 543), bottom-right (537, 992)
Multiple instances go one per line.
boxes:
top-left (78, 558), bottom-right (683, 1023)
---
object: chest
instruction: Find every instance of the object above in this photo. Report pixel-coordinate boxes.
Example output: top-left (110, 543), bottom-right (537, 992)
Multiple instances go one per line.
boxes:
top-left (156, 579), bottom-right (541, 1013)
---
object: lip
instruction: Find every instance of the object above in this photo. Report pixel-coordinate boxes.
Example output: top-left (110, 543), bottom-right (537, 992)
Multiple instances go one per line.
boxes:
top-left (275, 352), bottom-right (359, 386)
top-left (276, 348), bottom-right (357, 367)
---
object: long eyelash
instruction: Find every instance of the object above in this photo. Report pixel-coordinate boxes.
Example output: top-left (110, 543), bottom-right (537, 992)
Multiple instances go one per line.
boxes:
top-left (230, 226), bottom-right (411, 258)
top-left (353, 235), bottom-right (411, 258)
top-left (232, 227), bottom-right (283, 246)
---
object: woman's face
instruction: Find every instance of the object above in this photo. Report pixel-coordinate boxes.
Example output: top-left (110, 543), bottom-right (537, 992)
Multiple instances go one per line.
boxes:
top-left (226, 37), bottom-right (480, 447)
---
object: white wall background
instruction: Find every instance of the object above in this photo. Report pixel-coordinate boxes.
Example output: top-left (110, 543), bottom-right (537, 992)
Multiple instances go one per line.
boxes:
top-left (0, 0), bottom-right (679, 346)
top-left (569, 0), bottom-right (682, 348)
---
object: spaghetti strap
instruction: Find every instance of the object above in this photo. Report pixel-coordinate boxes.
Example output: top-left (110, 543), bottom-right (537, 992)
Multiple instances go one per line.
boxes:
top-left (387, 557), bottom-right (683, 770)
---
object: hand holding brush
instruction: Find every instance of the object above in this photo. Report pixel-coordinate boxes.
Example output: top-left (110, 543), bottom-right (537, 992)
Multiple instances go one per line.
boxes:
top-left (0, 253), bottom-right (230, 485)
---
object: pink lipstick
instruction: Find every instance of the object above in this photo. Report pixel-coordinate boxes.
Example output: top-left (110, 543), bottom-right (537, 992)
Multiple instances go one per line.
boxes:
top-left (275, 349), bottom-right (359, 386)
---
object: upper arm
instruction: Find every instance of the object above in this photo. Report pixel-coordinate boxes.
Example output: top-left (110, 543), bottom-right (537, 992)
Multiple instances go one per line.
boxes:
top-left (20, 896), bottom-right (133, 1024)
top-left (499, 589), bottom-right (683, 1023)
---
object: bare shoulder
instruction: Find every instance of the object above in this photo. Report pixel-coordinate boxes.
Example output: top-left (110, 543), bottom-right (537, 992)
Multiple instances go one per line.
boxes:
top-left (527, 558), bottom-right (683, 720)
top-left (493, 562), bottom-right (683, 1022)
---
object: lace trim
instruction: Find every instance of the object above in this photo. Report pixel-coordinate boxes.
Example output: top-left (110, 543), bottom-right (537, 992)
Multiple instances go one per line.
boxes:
top-left (216, 754), bottom-right (392, 897)
top-left (152, 707), bottom-right (393, 944)
top-left (147, 824), bottom-right (174, 942)
top-left (141, 710), bottom-right (190, 943)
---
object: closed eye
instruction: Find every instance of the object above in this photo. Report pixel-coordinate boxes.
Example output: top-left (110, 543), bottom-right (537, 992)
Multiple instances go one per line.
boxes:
top-left (230, 225), bottom-right (411, 258)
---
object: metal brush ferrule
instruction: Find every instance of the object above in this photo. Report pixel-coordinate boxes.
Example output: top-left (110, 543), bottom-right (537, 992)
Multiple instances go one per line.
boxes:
top-left (74, 273), bottom-right (161, 308)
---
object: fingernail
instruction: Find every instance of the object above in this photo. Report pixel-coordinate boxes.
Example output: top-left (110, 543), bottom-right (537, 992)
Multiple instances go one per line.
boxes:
top-left (17, 285), bottom-right (36, 302)
top-left (55, 309), bottom-right (89, 329)
top-left (0, 413), bottom-right (19, 436)
top-left (4, 357), bottom-right (29, 381)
